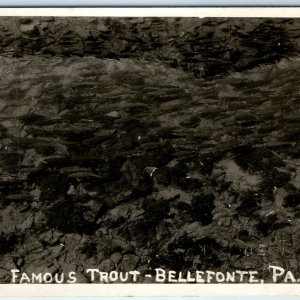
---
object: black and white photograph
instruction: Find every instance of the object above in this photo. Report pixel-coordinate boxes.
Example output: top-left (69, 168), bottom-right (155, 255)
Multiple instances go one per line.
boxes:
top-left (0, 8), bottom-right (300, 292)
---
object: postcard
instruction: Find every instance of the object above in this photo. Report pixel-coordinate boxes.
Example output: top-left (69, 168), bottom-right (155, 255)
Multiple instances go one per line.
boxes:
top-left (0, 7), bottom-right (300, 296)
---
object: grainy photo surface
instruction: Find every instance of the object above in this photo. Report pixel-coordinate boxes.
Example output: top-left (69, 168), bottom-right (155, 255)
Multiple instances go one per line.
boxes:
top-left (1, 13), bottom-right (300, 286)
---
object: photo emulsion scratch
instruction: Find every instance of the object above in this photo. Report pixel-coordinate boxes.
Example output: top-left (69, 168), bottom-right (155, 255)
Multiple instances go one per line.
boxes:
top-left (1, 13), bottom-right (300, 287)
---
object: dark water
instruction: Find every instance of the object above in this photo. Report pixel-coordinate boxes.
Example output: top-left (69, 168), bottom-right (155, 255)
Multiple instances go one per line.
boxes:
top-left (0, 17), bottom-right (300, 283)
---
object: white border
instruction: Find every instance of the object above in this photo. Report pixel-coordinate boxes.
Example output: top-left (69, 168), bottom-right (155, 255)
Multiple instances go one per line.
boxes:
top-left (0, 7), bottom-right (298, 17)
top-left (1, 283), bottom-right (300, 296)
top-left (0, 7), bottom-right (300, 296)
